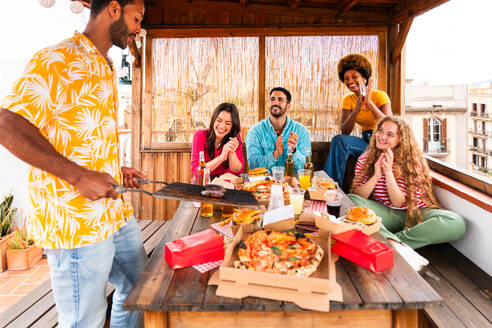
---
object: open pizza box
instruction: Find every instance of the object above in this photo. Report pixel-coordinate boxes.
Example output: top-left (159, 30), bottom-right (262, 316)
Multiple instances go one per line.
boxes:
top-left (310, 212), bottom-right (382, 235)
top-left (210, 218), bottom-right (343, 312)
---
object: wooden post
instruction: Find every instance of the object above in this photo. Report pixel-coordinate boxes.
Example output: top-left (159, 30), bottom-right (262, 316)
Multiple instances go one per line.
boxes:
top-left (258, 36), bottom-right (266, 120)
top-left (131, 54), bottom-right (143, 219)
top-left (387, 24), bottom-right (403, 116)
top-left (377, 31), bottom-right (387, 93)
top-left (143, 36), bottom-right (153, 149)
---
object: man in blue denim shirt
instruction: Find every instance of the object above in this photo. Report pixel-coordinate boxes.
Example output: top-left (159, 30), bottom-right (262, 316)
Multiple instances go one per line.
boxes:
top-left (246, 87), bottom-right (311, 172)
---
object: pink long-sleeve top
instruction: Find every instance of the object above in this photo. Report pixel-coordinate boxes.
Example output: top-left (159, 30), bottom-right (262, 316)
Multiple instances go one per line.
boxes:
top-left (191, 129), bottom-right (244, 181)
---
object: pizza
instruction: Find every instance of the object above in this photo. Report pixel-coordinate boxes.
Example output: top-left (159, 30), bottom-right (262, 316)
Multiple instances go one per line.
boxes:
top-left (234, 230), bottom-right (324, 277)
top-left (242, 180), bottom-right (290, 201)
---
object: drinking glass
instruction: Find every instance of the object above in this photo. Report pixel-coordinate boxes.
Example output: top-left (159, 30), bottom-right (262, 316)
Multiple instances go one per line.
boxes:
top-left (298, 169), bottom-right (311, 190)
top-left (289, 188), bottom-right (305, 215)
top-left (324, 189), bottom-right (342, 218)
top-left (272, 166), bottom-right (284, 183)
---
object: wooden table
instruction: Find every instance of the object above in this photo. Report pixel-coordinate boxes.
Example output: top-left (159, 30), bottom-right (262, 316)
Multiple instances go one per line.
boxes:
top-left (124, 195), bottom-right (442, 328)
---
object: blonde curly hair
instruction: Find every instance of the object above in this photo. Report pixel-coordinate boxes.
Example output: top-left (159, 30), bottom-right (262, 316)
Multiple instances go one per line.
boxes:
top-left (351, 116), bottom-right (440, 227)
top-left (337, 53), bottom-right (372, 84)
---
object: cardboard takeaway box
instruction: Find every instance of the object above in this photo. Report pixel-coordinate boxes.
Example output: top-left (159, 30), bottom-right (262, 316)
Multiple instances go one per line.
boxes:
top-left (211, 219), bottom-right (343, 312)
top-left (299, 211), bottom-right (382, 236)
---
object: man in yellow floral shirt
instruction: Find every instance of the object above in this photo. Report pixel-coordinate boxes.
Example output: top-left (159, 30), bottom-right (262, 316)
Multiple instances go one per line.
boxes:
top-left (0, 0), bottom-right (146, 327)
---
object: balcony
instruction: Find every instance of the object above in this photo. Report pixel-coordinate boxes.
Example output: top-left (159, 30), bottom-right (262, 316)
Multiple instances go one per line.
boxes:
top-left (470, 112), bottom-right (492, 120)
top-left (468, 129), bottom-right (492, 137)
top-left (469, 146), bottom-right (489, 154)
top-left (423, 138), bottom-right (449, 157)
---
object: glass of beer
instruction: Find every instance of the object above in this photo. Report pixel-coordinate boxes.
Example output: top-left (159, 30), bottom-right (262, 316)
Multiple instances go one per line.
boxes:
top-left (222, 205), bottom-right (235, 218)
top-left (324, 189), bottom-right (342, 218)
top-left (289, 188), bottom-right (305, 216)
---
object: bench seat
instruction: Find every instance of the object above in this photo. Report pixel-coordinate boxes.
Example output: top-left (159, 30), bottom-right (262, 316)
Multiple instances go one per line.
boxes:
top-left (0, 219), bottom-right (166, 328)
top-left (417, 243), bottom-right (492, 328)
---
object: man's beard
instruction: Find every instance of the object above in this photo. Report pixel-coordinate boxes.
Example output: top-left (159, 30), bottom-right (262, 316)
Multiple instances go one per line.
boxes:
top-left (109, 14), bottom-right (130, 49)
top-left (270, 106), bottom-right (286, 118)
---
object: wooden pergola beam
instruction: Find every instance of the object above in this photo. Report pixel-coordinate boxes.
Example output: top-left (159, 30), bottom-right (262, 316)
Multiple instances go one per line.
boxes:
top-left (290, 0), bottom-right (302, 10)
top-left (392, 0), bottom-right (449, 23)
top-left (391, 17), bottom-right (413, 64)
top-left (338, 0), bottom-right (358, 14)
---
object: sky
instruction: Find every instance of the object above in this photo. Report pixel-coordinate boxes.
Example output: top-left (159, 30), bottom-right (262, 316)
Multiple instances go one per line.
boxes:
top-left (0, 0), bottom-right (491, 88)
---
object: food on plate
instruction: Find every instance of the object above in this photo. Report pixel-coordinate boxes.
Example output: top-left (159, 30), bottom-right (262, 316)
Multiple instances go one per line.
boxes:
top-left (201, 184), bottom-right (226, 198)
top-left (234, 230), bottom-right (324, 277)
top-left (346, 206), bottom-right (377, 225)
top-left (248, 167), bottom-right (269, 177)
top-left (313, 177), bottom-right (337, 190)
top-left (242, 180), bottom-right (290, 201)
top-left (219, 208), bottom-right (262, 226)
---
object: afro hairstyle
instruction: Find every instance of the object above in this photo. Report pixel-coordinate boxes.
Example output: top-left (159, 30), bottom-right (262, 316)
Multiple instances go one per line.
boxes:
top-left (337, 54), bottom-right (372, 85)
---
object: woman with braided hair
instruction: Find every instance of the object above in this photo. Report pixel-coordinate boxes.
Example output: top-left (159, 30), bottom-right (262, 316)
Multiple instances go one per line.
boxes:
top-left (348, 116), bottom-right (466, 250)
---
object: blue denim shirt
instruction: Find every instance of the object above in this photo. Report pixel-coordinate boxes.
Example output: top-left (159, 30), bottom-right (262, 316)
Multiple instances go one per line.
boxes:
top-left (245, 116), bottom-right (311, 172)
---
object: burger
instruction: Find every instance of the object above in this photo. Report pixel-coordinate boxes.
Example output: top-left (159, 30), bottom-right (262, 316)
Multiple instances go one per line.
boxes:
top-left (346, 206), bottom-right (377, 225)
top-left (248, 167), bottom-right (269, 177)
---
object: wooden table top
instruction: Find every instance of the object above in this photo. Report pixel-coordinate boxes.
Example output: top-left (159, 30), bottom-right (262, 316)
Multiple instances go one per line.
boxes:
top-left (124, 193), bottom-right (442, 312)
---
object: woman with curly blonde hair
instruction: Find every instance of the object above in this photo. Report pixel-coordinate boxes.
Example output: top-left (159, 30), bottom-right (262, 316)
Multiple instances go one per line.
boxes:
top-left (324, 53), bottom-right (392, 187)
top-left (348, 116), bottom-right (465, 250)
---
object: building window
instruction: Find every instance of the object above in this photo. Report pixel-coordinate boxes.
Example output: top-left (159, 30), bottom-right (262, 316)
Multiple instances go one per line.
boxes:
top-left (472, 103), bottom-right (477, 112)
top-left (480, 103), bottom-right (486, 113)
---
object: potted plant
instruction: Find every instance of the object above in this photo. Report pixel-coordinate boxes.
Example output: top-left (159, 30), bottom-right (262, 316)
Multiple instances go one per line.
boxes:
top-left (6, 225), bottom-right (42, 271)
top-left (0, 192), bottom-right (16, 272)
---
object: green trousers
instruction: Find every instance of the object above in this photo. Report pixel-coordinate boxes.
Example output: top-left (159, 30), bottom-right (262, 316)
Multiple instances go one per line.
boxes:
top-left (347, 194), bottom-right (466, 249)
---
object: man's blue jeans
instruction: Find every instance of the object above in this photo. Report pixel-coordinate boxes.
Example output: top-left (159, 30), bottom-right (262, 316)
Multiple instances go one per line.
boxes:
top-left (323, 131), bottom-right (372, 185)
top-left (45, 217), bottom-right (147, 328)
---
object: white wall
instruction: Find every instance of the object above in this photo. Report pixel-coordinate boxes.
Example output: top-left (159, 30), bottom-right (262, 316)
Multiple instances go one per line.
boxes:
top-left (0, 146), bottom-right (29, 227)
top-left (433, 186), bottom-right (492, 276)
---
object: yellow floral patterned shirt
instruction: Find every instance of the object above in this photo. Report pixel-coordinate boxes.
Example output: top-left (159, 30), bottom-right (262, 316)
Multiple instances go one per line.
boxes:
top-left (1, 31), bottom-right (132, 249)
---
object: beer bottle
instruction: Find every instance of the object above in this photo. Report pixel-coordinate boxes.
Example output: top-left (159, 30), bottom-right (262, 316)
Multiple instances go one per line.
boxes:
top-left (304, 149), bottom-right (314, 179)
top-left (284, 145), bottom-right (295, 178)
top-left (198, 151), bottom-right (206, 186)
top-left (201, 167), bottom-right (214, 217)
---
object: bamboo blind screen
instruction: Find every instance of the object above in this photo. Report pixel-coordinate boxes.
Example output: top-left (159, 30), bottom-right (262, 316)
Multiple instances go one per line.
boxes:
top-left (152, 37), bottom-right (259, 144)
top-left (265, 35), bottom-right (379, 141)
top-left (150, 35), bottom-right (378, 145)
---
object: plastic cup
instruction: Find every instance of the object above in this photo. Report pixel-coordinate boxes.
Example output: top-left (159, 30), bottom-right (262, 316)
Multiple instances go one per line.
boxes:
top-left (290, 188), bottom-right (305, 215)
top-left (298, 169), bottom-right (311, 190)
top-left (272, 166), bottom-right (284, 183)
top-left (324, 189), bottom-right (343, 218)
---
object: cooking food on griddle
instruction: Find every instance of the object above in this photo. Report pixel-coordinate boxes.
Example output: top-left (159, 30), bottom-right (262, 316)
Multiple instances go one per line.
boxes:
top-left (201, 184), bottom-right (226, 198)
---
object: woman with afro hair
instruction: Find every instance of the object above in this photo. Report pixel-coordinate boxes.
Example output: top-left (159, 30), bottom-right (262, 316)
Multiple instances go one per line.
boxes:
top-left (324, 53), bottom-right (392, 186)
top-left (348, 116), bottom-right (465, 251)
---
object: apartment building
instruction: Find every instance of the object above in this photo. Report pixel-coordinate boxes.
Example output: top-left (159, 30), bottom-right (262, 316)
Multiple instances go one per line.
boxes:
top-left (469, 82), bottom-right (492, 176)
top-left (404, 81), bottom-right (468, 169)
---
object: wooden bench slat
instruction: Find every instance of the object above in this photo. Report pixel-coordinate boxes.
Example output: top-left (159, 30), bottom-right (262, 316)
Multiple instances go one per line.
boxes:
top-left (0, 279), bottom-right (51, 327)
top-left (419, 260), bottom-right (491, 328)
top-left (434, 244), bottom-right (492, 292)
top-left (422, 303), bottom-right (467, 328)
top-left (29, 306), bottom-right (58, 328)
top-left (5, 289), bottom-right (55, 328)
top-left (419, 246), bottom-right (492, 323)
